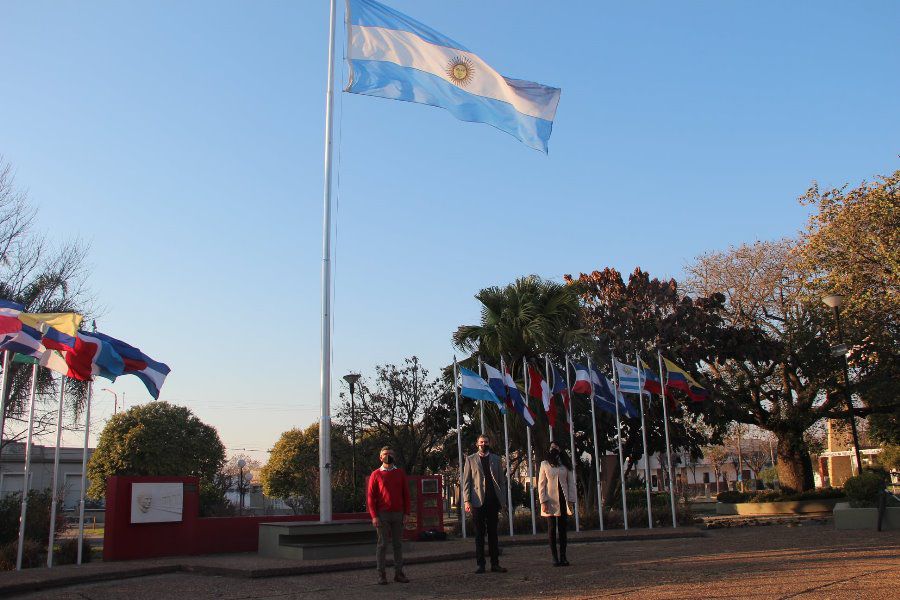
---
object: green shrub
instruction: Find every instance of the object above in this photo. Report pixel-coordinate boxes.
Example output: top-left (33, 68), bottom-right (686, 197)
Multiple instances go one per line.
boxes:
top-left (749, 491), bottom-right (782, 503)
top-left (789, 487), bottom-right (846, 501)
top-left (53, 538), bottom-right (92, 565)
top-left (844, 470), bottom-right (889, 507)
top-left (875, 444), bottom-right (900, 471)
top-left (719, 488), bottom-right (846, 504)
top-left (759, 466), bottom-right (779, 486)
top-left (0, 539), bottom-right (43, 570)
top-left (716, 490), bottom-right (751, 503)
top-left (0, 490), bottom-right (66, 546)
top-left (609, 487), bottom-right (671, 510)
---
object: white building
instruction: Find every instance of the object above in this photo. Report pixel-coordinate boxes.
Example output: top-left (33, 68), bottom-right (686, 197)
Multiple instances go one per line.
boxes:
top-left (0, 441), bottom-right (97, 510)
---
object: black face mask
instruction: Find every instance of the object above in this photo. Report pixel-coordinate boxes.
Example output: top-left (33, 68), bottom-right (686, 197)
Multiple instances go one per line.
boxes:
top-left (549, 448), bottom-right (560, 463)
top-left (385, 455), bottom-right (395, 465)
top-left (481, 445), bottom-right (491, 454)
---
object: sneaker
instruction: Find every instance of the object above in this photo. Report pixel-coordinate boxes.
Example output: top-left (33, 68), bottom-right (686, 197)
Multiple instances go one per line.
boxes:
top-left (394, 572), bottom-right (409, 583)
top-left (559, 558), bottom-right (570, 567)
top-left (377, 572), bottom-right (388, 585)
top-left (474, 566), bottom-right (486, 574)
top-left (490, 565), bottom-right (508, 573)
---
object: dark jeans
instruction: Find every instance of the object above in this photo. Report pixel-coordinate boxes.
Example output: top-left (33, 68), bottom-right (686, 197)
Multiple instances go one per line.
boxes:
top-left (547, 510), bottom-right (568, 559)
top-left (472, 500), bottom-right (500, 567)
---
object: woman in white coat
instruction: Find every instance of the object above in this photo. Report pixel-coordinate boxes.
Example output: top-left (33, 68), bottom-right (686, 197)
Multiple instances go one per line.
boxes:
top-left (538, 441), bottom-right (576, 566)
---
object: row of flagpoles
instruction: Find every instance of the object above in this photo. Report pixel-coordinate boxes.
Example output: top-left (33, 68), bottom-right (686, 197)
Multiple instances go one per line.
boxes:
top-left (452, 350), bottom-right (709, 536)
top-left (0, 299), bottom-right (170, 570)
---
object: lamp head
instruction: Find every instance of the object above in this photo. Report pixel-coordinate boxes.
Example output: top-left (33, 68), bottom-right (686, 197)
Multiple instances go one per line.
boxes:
top-left (343, 373), bottom-right (361, 385)
top-left (237, 459), bottom-right (246, 468)
top-left (822, 294), bottom-right (845, 309)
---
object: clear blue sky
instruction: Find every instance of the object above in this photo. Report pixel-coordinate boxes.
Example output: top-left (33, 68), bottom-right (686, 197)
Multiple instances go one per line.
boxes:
top-left (2, 1), bottom-right (898, 462)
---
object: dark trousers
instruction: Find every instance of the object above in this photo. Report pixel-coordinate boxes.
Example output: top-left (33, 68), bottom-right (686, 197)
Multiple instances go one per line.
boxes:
top-left (472, 500), bottom-right (500, 567)
top-left (375, 511), bottom-right (404, 573)
top-left (547, 510), bottom-right (568, 560)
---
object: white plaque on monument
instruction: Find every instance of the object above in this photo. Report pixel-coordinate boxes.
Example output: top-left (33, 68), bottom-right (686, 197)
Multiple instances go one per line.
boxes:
top-left (130, 482), bottom-right (184, 523)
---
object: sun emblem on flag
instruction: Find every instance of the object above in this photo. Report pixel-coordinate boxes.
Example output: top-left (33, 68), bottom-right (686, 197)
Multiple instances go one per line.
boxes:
top-left (446, 56), bottom-right (475, 87)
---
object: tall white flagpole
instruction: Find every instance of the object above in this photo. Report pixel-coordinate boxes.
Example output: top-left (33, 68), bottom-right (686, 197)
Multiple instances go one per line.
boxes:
top-left (523, 360), bottom-right (536, 535)
top-left (658, 350), bottom-right (677, 527)
top-left (564, 355), bottom-right (580, 532)
top-left (586, 357), bottom-right (603, 531)
top-left (499, 357), bottom-right (514, 536)
top-left (76, 382), bottom-right (93, 564)
top-left (502, 411), bottom-right (513, 535)
top-left (47, 374), bottom-right (67, 567)
top-left (610, 354), bottom-right (629, 530)
top-left (477, 358), bottom-right (485, 435)
top-left (636, 353), bottom-right (653, 528)
top-left (15, 363), bottom-right (39, 570)
top-left (0, 351), bottom-right (10, 441)
top-left (453, 357), bottom-right (466, 539)
top-left (544, 354), bottom-right (553, 442)
top-left (318, 0), bottom-right (338, 524)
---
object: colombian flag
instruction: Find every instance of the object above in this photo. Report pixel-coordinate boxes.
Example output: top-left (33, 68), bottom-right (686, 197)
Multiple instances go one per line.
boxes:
top-left (663, 357), bottom-right (709, 403)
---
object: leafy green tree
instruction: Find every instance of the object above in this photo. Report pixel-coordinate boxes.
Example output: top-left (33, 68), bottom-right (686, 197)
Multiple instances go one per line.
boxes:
top-left (336, 356), bottom-right (454, 477)
top-left (875, 444), bottom-right (900, 472)
top-left (685, 240), bottom-right (848, 491)
top-left (800, 170), bottom-right (900, 445)
top-left (259, 423), bottom-right (355, 514)
top-left (86, 401), bottom-right (226, 514)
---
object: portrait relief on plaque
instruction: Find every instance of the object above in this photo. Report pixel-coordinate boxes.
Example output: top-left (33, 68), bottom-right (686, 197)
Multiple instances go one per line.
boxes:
top-left (130, 482), bottom-right (184, 523)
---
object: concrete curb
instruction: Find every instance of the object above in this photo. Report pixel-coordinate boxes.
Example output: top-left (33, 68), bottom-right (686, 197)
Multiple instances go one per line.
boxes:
top-left (0, 565), bottom-right (181, 597)
top-left (0, 528), bottom-right (705, 595)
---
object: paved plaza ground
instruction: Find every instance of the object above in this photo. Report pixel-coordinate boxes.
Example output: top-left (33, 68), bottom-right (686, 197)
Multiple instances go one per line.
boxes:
top-left (3, 523), bottom-right (898, 599)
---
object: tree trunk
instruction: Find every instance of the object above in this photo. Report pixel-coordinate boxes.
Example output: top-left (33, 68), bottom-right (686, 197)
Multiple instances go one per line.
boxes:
top-left (775, 431), bottom-right (814, 492)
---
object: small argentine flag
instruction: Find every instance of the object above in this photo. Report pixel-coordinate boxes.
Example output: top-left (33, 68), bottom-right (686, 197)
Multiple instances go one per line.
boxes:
top-left (345, 0), bottom-right (561, 152)
top-left (459, 366), bottom-right (506, 411)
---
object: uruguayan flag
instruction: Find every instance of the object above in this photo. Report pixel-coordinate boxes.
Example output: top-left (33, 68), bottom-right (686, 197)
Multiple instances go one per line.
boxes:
top-left (346, 0), bottom-right (561, 152)
top-left (614, 359), bottom-right (643, 394)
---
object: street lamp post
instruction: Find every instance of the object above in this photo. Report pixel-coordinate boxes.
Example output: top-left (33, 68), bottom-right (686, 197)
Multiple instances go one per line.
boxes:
top-left (244, 471), bottom-right (253, 514)
top-left (822, 294), bottom-right (863, 475)
top-left (238, 459), bottom-right (246, 515)
top-left (343, 373), bottom-right (361, 509)
top-left (101, 388), bottom-right (118, 414)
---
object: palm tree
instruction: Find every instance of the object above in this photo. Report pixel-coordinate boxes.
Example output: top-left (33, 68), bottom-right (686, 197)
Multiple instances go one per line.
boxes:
top-left (453, 275), bottom-right (585, 367)
top-left (453, 275), bottom-right (586, 512)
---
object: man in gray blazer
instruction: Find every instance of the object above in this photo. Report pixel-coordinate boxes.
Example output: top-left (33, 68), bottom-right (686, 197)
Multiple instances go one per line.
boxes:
top-left (462, 433), bottom-right (509, 573)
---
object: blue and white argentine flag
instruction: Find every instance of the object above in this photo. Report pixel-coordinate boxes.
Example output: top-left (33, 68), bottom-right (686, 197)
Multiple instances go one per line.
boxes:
top-left (346, 0), bottom-right (561, 152)
top-left (459, 366), bottom-right (506, 411)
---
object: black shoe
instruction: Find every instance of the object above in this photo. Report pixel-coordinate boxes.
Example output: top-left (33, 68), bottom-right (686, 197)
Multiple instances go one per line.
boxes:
top-left (490, 565), bottom-right (508, 573)
top-left (377, 572), bottom-right (388, 585)
top-left (475, 566), bottom-right (486, 574)
top-left (552, 560), bottom-right (561, 567)
top-left (394, 572), bottom-right (409, 583)
top-left (559, 558), bottom-right (570, 566)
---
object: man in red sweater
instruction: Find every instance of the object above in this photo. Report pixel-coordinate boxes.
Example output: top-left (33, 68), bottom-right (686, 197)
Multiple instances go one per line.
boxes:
top-left (367, 445), bottom-right (410, 585)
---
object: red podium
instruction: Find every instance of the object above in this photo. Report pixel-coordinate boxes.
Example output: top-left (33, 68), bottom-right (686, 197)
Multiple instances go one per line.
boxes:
top-left (404, 474), bottom-right (444, 540)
